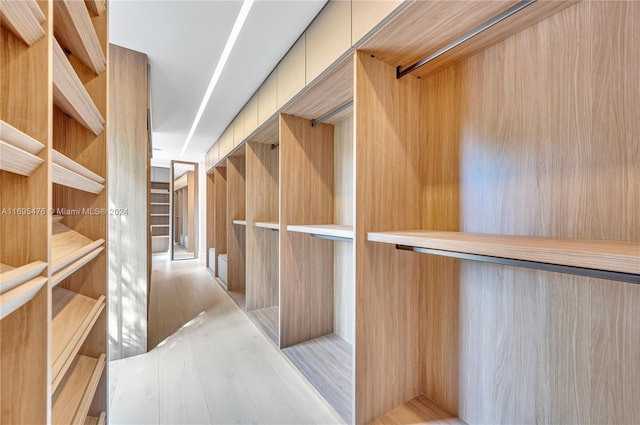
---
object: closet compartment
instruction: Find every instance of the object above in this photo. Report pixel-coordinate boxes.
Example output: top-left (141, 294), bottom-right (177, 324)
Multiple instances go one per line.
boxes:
top-left (226, 147), bottom-right (247, 309)
top-left (212, 165), bottom-right (228, 284)
top-left (1, 5), bottom-right (49, 423)
top-left (354, 1), bottom-right (640, 423)
top-left (279, 109), bottom-right (355, 423)
top-left (245, 138), bottom-right (280, 345)
top-left (172, 168), bottom-right (196, 254)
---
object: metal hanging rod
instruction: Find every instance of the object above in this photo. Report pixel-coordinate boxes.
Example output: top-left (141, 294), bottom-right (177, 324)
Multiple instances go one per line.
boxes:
top-left (395, 245), bottom-right (640, 284)
top-left (311, 234), bottom-right (353, 243)
top-left (396, 0), bottom-right (536, 79)
top-left (311, 100), bottom-right (354, 127)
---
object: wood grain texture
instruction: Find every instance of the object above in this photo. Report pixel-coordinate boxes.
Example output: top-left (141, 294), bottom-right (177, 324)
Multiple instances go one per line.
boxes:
top-left (213, 166), bottom-right (227, 277)
top-left (247, 305), bottom-right (279, 346)
top-left (279, 113), bottom-right (334, 348)
top-left (282, 334), bottom-right (353, 423)
top-left (0, 0), bottom-right (46, 46)
top-left (107, 43), bottom-right (149, 360)
top-left (0, 275), bottom-right (47, 320)
top-left (84, 0), bottom-right (106, 17)
top-left (246, 142), bottom-right (279, 311)
top-left (305, 0), bottom-right (351, 84)
top-left (53, 0), bottom-right (105, 74)
top-left (247, 115), bottom-right (278, 145)
top-left (226, 155), bottom-right (246, 295)
top-left (354, 51), bottom-right (461, 424)
top-left (283, 53), bottom-right (353, 124)
top-left (243, 94), bottom-right (258, 138)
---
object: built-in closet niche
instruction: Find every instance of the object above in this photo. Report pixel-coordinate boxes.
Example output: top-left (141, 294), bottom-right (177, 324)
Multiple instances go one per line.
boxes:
top-left (227, 148), bottom-right (246, 308)
top-left (280, 111), bottom-right (355, 423)
top-left (245, 140), bottom-right (280, 345)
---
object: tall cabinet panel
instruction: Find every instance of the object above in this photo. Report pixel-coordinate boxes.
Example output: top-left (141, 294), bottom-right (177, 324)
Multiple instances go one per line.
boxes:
top-left (0, 1), bottom-right (109, 423)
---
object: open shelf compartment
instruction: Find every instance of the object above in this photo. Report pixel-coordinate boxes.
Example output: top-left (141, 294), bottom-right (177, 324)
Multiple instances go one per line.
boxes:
top-left (51, 287), bottom-right (105, 391)
top-left (52, 353), bottom-right (106, 425)
top-left (52, 149), bottom-right (105, 194)
top-left (52, 221), bottom-right (105, 281)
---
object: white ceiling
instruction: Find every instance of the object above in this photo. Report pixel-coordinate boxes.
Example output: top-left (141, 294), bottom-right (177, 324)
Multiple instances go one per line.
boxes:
top-left (109, 0), bottom-right (326, 166)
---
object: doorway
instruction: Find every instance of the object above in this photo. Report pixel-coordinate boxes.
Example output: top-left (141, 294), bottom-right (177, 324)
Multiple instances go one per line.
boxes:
top-left (171, 161), bottom-right (198, 260)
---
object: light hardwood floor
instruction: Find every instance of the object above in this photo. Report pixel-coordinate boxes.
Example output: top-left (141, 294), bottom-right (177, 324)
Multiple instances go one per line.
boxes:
top-left (109, 255), bottom-right (344, 424)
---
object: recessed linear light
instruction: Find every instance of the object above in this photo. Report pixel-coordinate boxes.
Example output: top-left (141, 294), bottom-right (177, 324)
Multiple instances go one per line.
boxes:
top-left (180, 0), bottom-right (255, 157)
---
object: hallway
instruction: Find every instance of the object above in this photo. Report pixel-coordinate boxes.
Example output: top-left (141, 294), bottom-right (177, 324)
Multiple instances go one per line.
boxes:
top-left (109, 256), bottom-right (344, 424)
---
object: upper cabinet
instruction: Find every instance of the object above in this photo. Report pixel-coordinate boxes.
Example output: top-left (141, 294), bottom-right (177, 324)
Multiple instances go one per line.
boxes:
top-left (351, 0), bottom-right (403, 45)
top-left (305, 0), bottom-right (351, 83)
top-left (258, 70), bottom-right (278, 125)
top-left (277, 35), bottom-right (306, 108)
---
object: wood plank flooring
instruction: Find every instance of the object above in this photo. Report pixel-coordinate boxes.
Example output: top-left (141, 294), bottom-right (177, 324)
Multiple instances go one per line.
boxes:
top-left (110, 255), bottom-right (344, 424)
top-left (283, 333), bottom-right (354, 423)
top-left (247, 305), bottom-right (279, 345)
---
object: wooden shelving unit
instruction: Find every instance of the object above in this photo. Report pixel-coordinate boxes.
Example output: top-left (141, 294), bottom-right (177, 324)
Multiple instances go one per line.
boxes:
top-left (232, 219), bottom-right (247, 226)
top-left (51, 287), bottom-right (105, 391)
top-left (85, 411), bottom-right (106, 425)
top-left (52, 353), bottom-right (106, 425)
top-left (0, 0), bottom-right (46, 46)
top-left (150, 178), bottom-right (170, 253)
top-left (206, 1), bottom-right (639, 424)
top-left (1, 1), bottom-right (109, 420)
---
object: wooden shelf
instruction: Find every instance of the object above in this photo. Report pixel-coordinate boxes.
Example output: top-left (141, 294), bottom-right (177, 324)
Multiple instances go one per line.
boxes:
top-left (51, 287), bottom-right (105, 391)
top-left (0, 275), bottom-right (47, 320)
top-left (52, 222), bottom-right (105, 276)
top-left (371, 395), bottom-right (465, 425)
top-left (367, 231), bottom-right (640, 276)
top-left (282, 334), bottom-right (353, 423)
top-left (0, 260), bottom-right (47, 294)
top-left (51, 246), bottom-right (103, 287)
top-left (254, 221), bottom-right (280, 230)
top-left (232, 219), bottom-right (247, 226)
top-left (53, 39), bottom-right (105, 135)
top-left (53, 0), bottom-right (106, 75)
top-left (152, 235), bottom-right (170, 239)
top-left (52, 353), bottom-right (106, 425)
top-left (150, 202), bottom-right (170, 206)
top-left (52, 149), bottom-right (105, 194)
top-left (0, 0), bottom-right (46, 46)
top-left (150, 188), bottom-right (169, 194)
top-left (287, 224), bottom-right (353, 240)
top-left (84, 0), bottom-right (106, 17)
top-left (150, 224), bottom-right (169, 228)
top-left (0, 120), bottom-right (45, 176)
top-left (84, 411), bottom-right (106, 425)
top-left (150, 214), bottom-right (170, 217)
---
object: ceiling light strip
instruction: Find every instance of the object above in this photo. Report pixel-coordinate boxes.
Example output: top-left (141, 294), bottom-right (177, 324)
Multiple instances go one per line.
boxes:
top-left (180, 0), bottom-right (255, 157)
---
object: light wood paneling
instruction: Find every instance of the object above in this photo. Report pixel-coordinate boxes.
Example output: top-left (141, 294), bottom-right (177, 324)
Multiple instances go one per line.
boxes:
top-left (283, 53), bottom-right (353, 124)
top-left (243, 94), bottom-right (258, 138)
top-left (279, 113), bottom-right (334, 348)
top-left (213, 166), bottom-right (227, 277)
top-left (218, 126), bottom-right (234, 159)
top-left (277, 35), bottom-right (305, 108)
top-left (305, 0), bottom-right (351, 84)
top-left (354, 51), bottom-right (461, 423)
top-left (226, 155), bottom-right (246, 297)
top-left (233, 112), bottom-right (245, 147)
top-left (247, 116), bottom-right (278, 145)
top-left (351, 0), bottom-right (403, 46)
top-left (258, 70), bottom-right (278, 125)
top-left (107, 43), bottom-right (149, 361)
top-left (282, 334), bottom-right (353, 423)
top-left (246, 142), bottom-right (279, 311)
